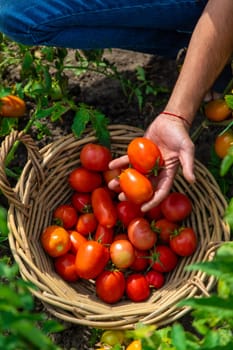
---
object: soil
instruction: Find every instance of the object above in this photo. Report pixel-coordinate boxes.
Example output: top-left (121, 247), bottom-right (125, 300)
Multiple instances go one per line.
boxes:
top-left (0, 48), bottom-right (229, 349)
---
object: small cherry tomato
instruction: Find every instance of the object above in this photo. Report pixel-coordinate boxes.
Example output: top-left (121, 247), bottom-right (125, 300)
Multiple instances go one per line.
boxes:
top-left (68, 167), bottom-right (102, 193)
top-left (110, 239), bottom-right (135, 269)
top-left (117, 200), bottom-right (143, 228)
top-left (127, 217), bottom-right (157, 250)
top-left (91, 187), bottom-right (118, 228)
top-left (214, 130), bottom-right (233, 159)
top-left (146, 202), bottom-right (163, 221)
top-left (69, 230), bottom-right (87, 253)
top-left (0, 95), bottom-right (26, 118)
top-left (126, 340), bottom-right (142, 350)
top-left (71, 192), bottom-right (92, 213)
top-left (94, 224), bottom-right (114, 244)
top-left (75, 240), bottom-right (109, 279)
top-left (119, 168), bottom-right (153, 205)
top-left (170, 227), bottom-right (197, 256)
top-left (125, 273), bottom-right (150, 302)
top-left (96, 270), bottom-right (126, 304)
top-left (145, 270), bottom-right (165, 289)
top-left (103, 168), bottom-right (122, 193)
top-left (129, 248), bottom-right (149, 271)
top-left (161, 192), bottom-right (192, 222)
top-left (53, 204), bottom-right (78, 229)
top-left (204, 99), bottom-right (232, 122)
top-left (152, 218), bottom-right (179, 244)
top-left (41, 225), bottom-right (71, 257)
top-left (100, 330), bottom-right (125, 346)
top-left (76, 212), bottom-right (97, 235)
top-left (127, 137), bottom-right (164, 174)
top-left (150, 245), bottom-right (178, 273)
top-left (80, 143), bottom-right (112, 171)
top-left (54, 253), bottom-right (79, 282)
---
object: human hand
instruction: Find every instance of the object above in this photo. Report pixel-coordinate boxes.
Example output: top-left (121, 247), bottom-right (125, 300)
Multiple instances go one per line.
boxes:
top-left (108, 113), bottom-right (195, 211)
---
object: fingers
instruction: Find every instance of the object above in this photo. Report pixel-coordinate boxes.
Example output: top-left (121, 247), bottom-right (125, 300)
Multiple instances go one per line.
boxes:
top-left (179, 144), bottom-right (196, 184)
top-left (108, 155), bottom-right (129, 169)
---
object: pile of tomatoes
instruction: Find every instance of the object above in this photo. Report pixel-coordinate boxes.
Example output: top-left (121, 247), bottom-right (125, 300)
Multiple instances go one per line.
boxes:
top-left (41, 138), bottom-right (197, 304)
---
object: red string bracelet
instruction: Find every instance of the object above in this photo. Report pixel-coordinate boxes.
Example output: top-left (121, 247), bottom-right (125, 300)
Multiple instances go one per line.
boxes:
top-left (162, 111), bottom-right (191, 127)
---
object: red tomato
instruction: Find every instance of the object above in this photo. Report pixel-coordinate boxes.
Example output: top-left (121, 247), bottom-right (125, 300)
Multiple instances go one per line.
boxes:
top-left (113, 233), bottom-right (128, 241)
top-left (152, 218), bottom-right (179, 244)
top-left (91, 187), bottom-right (118, 228)
top-left (117, 200), bottom-right (143, 228)
top-left (75, 240), bottom-right (109, 279)
top-left (94, 224), bottom-right (114, 245)
top-left (127, 137), bottom-right (164, 174)
top-left (129, 248), bottom-right (149, 271)
top-left (54, 253), bottom-right (79, 282)
top-left (110, 239), bottom-right (135, 269)
top-left (95, 270), bottom-right (125, 304)
top-left (146, 203), bottom-right (163, 221)
top-left (53, 204), bottom-right (78, 229)
top-left (71, 192), bottom-right (92, 213)
top-left (119, 168), bottom-right (153, 205)
top-left (150, 245), bottom-right (178, 273)
top-left (80, 143), bottom-right (112, 172)
top-left (170, 227), bottom-right (197, 256)
top-left (161, 192), bottom-right (192, 222)
top-left (41, 225), bottom-right (71, 258)
top-left (0, 95), bottom-right (26, 118)
top-left (103, 168), bottom-right (122, 193)
top-left (127, 217), bottom-right (157, 250)
top-left (69, 230), bottom-right (87, 253)
top-left (145, 270), bottom-right (165, 289)
top-left (125, 273), bottom-right (150, 302)
top-left (76, 213), bottom-right (97, 236)
top-left (68, 167), bottom-right (102, 193)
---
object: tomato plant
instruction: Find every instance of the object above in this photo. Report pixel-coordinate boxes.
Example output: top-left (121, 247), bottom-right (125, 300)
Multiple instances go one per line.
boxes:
top-left (71, 192), bottom-right (92, 213)
top-left (53, 204), bottom-right (78, 229)
top-left (204, 98), bottom-right (232, 122)
top-left (0, 95), bottom-right (26, 118)
top-left (75, 240), bottom-right (109, 279)
top-left (76, 212), bottom-right (97, 235)
top-left (119, 168), bottom-right (153, 205)
top-left (152, 218), bottom-right (178, 244)
top-left (161, 192), bottom-right (192, 222)
top-left (95, 270), bottom-right (126, 304)
top-left (41, 225), bottom-right (71, 257)
top-left (170, 227), bottom-right (197, 256)
top-left (214, 130), bottom-right (233, 159)
top-left (117, 200), bottom-right (143, 228)
top-left (69, 230), bottom-right (87, 253)
top-left (110, 239), bottom-right (135, 269)
top-left (127, 137), bottom-right (163, 174)
top-left (91, 187), bottom-right (118, 228)
top-left (145, 270), bottom-right (165, 289)
top-left (54, 253), bottom-right (79, 282)
top-left (127, 217), bottom-right (157, 250)
top-left (80, 143), bottom-right (112, 172)
top-left (150, 245), bottom-right (178, 272)
top-left (125, 273), bottom-right (150, 302)
top-left (68, 167), bottom-right (102, 193)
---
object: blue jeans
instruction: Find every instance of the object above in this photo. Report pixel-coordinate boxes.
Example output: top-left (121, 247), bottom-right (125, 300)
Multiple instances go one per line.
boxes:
top-left (0, 0), bottom-right (208, 58)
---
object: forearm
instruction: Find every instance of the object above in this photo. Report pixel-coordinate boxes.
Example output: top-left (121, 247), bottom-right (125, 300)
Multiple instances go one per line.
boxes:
top-left (165, 0), bottom-right (233, 125)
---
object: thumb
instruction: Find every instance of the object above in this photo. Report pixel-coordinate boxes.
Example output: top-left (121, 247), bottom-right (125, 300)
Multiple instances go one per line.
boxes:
top-left (179, 147), bottom-right (196, 184)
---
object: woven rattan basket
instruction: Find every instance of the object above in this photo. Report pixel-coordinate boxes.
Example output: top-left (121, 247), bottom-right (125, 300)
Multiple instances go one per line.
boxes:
top-left (0, 125), bottom-right (230, 330)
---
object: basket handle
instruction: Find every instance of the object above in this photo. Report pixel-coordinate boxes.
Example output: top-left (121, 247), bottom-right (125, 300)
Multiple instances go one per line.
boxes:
top-left (0, 130), bottom-right (44, 213)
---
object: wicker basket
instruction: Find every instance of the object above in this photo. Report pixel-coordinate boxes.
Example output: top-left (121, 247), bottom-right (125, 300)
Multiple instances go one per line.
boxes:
top-left (0, 125), bottom-right (230, 330)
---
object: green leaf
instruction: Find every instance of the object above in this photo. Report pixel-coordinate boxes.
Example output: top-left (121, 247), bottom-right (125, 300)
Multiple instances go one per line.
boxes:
top-left (91, 109), bottom-right (110, 148)
top-left (21, 51), bottom-right (33, 71)
top-left (72, 106), bottom-right (91, 137)
top-left (0, 118), bottom-right (18, 137)
top-left (225, 94), bottom-right (233, 110)
top-left (171, 324), bottom-right (187, 350)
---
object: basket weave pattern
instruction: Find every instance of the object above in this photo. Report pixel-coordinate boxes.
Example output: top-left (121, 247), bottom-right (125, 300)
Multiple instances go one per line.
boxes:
top-left (0, 126), bottom-right (230, 330)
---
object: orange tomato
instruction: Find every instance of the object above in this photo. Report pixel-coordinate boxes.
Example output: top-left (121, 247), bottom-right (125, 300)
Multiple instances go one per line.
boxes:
top-left (214, 130), bottom-right (233, 158)
top-left (204, 99), bottom-right (231, 122)
top-left (41, 225), bottom-right (71, 257)
top-left (126, 340), bottom-right (142, 350)
top-left (0, 95), bottom-right (26, 118)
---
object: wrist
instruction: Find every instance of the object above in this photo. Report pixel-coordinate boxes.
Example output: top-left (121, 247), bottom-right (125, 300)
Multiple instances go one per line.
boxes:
top-left (161, 111), bottom-right (192, 128)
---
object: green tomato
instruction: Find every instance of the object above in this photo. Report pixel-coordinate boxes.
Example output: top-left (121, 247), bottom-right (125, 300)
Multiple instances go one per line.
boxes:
top-left (0, 205), bottom-right (9, 236)
top-left (100, 330), bottom-right (125, 346)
